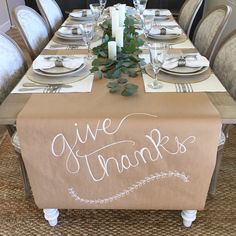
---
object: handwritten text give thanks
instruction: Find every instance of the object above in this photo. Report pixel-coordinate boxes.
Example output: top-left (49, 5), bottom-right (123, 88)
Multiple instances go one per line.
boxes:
top-left (51, 113), bottom-right (196, 182)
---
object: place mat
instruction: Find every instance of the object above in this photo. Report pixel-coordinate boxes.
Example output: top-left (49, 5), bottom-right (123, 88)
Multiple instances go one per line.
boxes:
top-left (12, 69), bottom-right (94, 93)
top-left (142, 73), bottom-right (226, 93)
top-left (145, 64), bottom-right (211, 84)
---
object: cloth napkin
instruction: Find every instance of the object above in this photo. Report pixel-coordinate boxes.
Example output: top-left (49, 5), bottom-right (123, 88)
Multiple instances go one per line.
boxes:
top-left (149, 26), bottom-right (182, 35)
top-left (58, 26), bottom-right (82, 36)
top-left (33, 56), bottom-right (84, 70)
top-left (144, 9), bottom-right (171, 16)
top-left (163, 54), bottom-right (209, 69)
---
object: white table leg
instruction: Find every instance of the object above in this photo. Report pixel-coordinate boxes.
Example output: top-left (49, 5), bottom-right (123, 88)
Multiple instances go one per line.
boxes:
top-left (181, 210), bottom-right (197, 227)
top-left (43, 209), bottom-right (59, 226)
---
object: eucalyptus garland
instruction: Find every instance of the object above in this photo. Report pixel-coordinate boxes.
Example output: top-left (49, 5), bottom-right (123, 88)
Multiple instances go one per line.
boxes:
top-left (91, 16), bottom-right (145, 96)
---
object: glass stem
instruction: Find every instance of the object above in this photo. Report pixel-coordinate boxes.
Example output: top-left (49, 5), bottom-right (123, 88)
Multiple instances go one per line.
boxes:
top-left (88, 42), bottom-right (91, 58)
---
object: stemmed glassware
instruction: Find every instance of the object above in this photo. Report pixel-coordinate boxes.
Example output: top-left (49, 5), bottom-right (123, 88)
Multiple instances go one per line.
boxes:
top-left (89, 3), bottom-right (101, 25)
top-left (137, 0), bottom-right (148, 17)
top-left (148, 43), bottom-right (168, 89)
top-left (133, 0), bottom-right (139, 13)
top-left (142, 15), bottom-right (154, 42)
top-left (99, 0), bottom-right (107, 17)
top-left (80, 22), bottom-right (95, 60)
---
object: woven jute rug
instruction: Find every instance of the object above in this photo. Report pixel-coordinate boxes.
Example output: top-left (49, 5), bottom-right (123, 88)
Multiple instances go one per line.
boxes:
top-left (0, 128), bottom-right (236, 235)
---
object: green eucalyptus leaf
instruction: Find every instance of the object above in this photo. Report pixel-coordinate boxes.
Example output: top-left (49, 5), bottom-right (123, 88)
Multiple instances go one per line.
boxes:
top-left (107, 81), bottom-right (118, 88)
top-left (118, 78), bottom-right (128, 84)
top-left (90, 66), bottom-right (99, 73)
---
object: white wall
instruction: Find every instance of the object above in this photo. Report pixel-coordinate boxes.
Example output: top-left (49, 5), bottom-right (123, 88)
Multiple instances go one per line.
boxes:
top-left (204, 0), bottom-right (236, 42)
top-left (0, 0), bottom-right (11, 32)
top-left (0, 0), bottom-right (25, 32)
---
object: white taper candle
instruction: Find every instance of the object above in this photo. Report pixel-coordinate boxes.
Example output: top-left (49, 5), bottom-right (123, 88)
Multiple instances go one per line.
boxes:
top-left (116, 27), bottom-right (124, 48)
top-left (111, 10), bottom-right (119, 38)
top-left (108, 41), bottom-right (117, 60)
top-left (118, 4), bottom-right (126, 27)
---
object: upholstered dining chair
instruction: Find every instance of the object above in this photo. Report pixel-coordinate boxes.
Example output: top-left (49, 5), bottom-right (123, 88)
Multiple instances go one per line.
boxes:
top-left (192, 5), bottom-right (231, 62)
top-left (36, 0), bottom-right (64, 35)
top-left (0, 32), bottom-right (31, 198)
top-left (208, 30), bottom-right (236, 196)
top-left (13, 6), bottom-right (50, 60)
top-left (178, 0), bottom-right (203, 37)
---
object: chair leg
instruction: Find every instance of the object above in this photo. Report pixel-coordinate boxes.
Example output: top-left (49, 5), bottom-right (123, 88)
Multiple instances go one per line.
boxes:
top-left (15, 151), bottom-right (32, 198)
top-left (208, 146), bottom-right (224, 197)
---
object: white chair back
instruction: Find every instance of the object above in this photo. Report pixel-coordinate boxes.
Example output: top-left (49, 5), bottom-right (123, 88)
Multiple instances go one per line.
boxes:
top-left (36, 0), bottom-right (64, 34)
top-left (0, 33), bottom-right (27, 104)
top-left (13, 6), bottom-right (50, 59)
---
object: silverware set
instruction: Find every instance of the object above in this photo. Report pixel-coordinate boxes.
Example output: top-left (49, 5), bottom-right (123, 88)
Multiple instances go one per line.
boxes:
top-left (49, 44), bottom-right (82, 49)
top-left (18, 83), bottom-right (72, 93)
top-left (175, 83), bottom-right (193, 93)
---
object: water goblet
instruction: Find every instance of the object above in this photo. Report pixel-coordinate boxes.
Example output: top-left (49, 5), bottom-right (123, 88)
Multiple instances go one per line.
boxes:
top-left (148, 43), bottom-right (168, 89)
top-left (133, 0), bottom-right (139, 13)
top-left (137, 0), bottom-right (148, 30)
top-left (89, 3), bottom-right (101, 25)
top-left (80, 22), bottom-right (95, 60)
top-left (99, 0), bottom-right (107, 17)
top-left (142, 15), bottom-right (154, 42)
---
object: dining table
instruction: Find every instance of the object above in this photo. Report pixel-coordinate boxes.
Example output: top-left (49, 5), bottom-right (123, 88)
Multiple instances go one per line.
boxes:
top-left (1, 6), bottom-right (236, 229)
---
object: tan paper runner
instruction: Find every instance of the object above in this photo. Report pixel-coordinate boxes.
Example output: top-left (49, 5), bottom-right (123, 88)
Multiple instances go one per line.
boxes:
top-left (17, 79), bottom-right (221, 210)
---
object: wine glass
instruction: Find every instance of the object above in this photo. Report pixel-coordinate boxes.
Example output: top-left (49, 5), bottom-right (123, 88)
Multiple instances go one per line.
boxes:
top-left (142, 15), bottom-right (154, 41)
top-left (99, 0), bottom-right (107, 17)
top-left (148, 43), bottom-right (168, 89)
top-left (137, 0), bottom-right (148, 30)
top-left (133, 0), bottom-right (139, 13)
top-left (89, 3), bottom-right (101, 24)
top-left (80, 22), bottom-right (95, 59)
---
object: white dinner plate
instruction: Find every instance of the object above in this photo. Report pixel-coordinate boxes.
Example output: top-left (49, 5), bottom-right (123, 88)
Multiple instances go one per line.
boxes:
top-left (148, 33), bottom-right (181, 40)
top-left (163, 65), bottom-right (203, 74)
top-left (55, 31), bottom-right (83, 40)
top-left (161, 66), bottom-right (209, 76)
top-left (69, 10), bottom-right (95, 21)
top-left (154, 15), bottom-right (171, 20)
top-left (33, 63), bottom-right (86, 77)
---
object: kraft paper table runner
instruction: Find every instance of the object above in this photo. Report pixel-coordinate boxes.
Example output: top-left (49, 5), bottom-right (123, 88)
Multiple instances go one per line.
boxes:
top-left (17, 77), bottom-right (221, 210)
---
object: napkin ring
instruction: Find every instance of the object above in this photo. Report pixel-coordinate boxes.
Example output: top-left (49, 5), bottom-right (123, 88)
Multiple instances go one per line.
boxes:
top-left (72, 28), bottom-right (78, 35)
top-left (155, 10), bottom-right (160, 16)
top-left (160, 28), bottom-right (166, 35)
top-left (178, 57), bottom-right (186, 67)
top-left (55, 58), bottom-right (63, 67)
top-left (82, 10), bottom-right (87, 17)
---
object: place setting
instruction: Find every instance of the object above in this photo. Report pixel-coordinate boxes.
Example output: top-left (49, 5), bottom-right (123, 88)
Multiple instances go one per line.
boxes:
top-left (141, 43), bottom-right (226, 93)
top-left (12, 55), bottom-right (94, 94)
top-left (143, 9), bottom-right (172, 21)
top-left (69, 9), bottom-right (97, 22)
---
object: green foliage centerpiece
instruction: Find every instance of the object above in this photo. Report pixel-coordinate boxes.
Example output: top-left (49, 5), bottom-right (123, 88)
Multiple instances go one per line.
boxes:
top-left (91, 16), bottom-right (145, 96)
